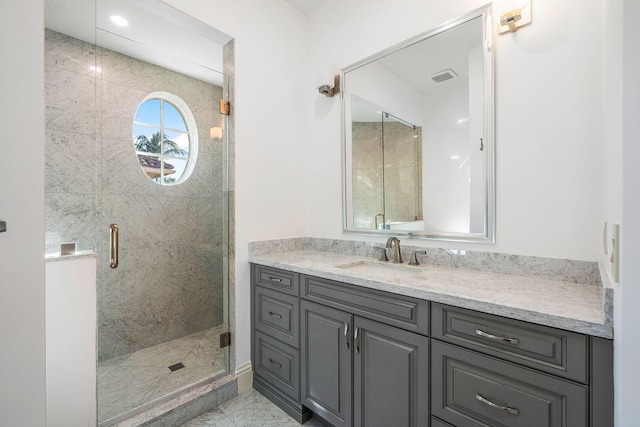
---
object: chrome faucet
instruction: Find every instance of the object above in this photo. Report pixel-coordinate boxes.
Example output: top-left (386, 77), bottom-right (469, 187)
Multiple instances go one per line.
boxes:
top-left (409, 250), bottom-right (427, 266)
top-left (385, 237), bottom-right (403, 263)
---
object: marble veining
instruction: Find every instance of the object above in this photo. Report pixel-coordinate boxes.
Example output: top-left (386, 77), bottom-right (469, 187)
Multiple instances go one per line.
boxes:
top-left (249, 244), bottom-right (613, 339)
top-left (599, 261), bottom-right (615, 326)
top-left (98, 326), bottom-right (227, 426)
top-left (45, 30), bottom-right (226, 361)
top-left (250, 237), bottom-right (601, 284)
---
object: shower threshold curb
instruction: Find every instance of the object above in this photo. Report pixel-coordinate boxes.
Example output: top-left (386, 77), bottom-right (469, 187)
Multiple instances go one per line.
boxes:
top-left (103, 373), bottom-right (237, 427)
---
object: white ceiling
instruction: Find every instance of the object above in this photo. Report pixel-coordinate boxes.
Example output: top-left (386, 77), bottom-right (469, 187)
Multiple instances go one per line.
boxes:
top-left (45, 0), bottom-right (230, 85)
top-left (283, 0), bottom-right (328, 15)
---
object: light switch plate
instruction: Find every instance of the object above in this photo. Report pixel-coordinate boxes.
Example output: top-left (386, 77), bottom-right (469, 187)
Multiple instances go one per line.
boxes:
top-left (603, 221), bottom-right (608, 255)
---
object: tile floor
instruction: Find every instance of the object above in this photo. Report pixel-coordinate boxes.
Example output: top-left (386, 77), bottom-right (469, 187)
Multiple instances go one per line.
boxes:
top-left (181, 388), bottom-right (327, 427)
top-left (98, 325), bottom-right (227, 425)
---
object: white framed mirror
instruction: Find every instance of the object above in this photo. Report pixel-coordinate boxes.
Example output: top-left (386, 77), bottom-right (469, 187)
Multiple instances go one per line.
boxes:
top-left (342, 5), bottom-right (495, 243)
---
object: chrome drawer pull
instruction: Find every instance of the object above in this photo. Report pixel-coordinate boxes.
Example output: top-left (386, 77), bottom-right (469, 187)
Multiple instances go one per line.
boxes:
top-left (268, 311), bottom-right (282, 319)
top-left (269, 359), bottom-right (282, 368)
top-left (354, 327), bottom-right (360, 354)
top-left (476, 394), bottom-right (519, 415)
top-left (344, 323), bottom-right (350, 350)
top-left (268, 276), bottom-right (282, 282)
top-left (476, 329), bottom-right (519, 345)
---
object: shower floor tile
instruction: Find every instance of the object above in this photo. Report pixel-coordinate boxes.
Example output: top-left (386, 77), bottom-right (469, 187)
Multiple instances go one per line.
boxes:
top-left (98, 325), bottom-right (227, 425)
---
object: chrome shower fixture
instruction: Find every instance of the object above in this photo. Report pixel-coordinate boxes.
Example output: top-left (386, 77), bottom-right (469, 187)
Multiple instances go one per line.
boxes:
top-left (318, 74), bottom-right (340, 97)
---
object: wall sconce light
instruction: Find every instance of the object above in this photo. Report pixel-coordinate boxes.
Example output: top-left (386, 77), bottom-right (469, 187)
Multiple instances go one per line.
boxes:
top-left (498, 0), bottom-right (531, 33)
top-left (210, 127), bottom-right (223, 140)
top-left (500, 9), bottom-right (522, 32)
top-left (318, 75), bottom-right (340, 97)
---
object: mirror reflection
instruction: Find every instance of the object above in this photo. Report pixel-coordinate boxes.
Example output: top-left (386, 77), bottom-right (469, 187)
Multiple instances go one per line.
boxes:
top-left (343, 7), bottom-right (494, 242)
top-left (351, 96), bottom-right (423, 230)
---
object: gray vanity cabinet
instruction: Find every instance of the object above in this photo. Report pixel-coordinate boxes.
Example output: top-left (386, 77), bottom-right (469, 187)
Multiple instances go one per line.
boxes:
top-left (431, 303), bottom-right (612, 427)
top-left (251, 265), bottom-right (312, 423)
top-left (431, 340), bottom-right (588, 427)
top-left (251, 264), bottom-right (613, 427)
top-left (301, 299), bottom-right (429, 427)
top-left (353, 316), bottom-right (429, 427)
top-left (300, 300), bottom-right (353, 427)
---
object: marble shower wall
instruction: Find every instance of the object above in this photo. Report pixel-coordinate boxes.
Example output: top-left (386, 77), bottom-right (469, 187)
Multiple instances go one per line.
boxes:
top-left (45, 30), bottom-right (225, 360)
top-left (352, 121), bottom-right (422, 228)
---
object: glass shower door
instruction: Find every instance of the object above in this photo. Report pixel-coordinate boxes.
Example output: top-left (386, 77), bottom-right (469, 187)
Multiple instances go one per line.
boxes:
top-left (44, 0), bottom-right (231, 424)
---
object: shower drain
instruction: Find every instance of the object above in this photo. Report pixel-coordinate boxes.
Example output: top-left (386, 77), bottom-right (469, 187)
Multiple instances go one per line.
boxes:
top-left (168, 362), bottom-right (185, 372)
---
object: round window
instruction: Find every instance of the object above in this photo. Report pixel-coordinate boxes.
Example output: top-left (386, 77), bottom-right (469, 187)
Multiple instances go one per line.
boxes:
top-left (133, 92), bottom-right (198, 185)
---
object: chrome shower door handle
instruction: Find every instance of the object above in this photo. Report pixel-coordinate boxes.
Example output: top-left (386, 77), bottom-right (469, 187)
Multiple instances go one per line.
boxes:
top-left (109, 224), bottom-right (119, 269)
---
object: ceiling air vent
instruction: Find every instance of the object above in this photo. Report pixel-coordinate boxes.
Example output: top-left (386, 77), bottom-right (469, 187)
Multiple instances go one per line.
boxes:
top-left (429, 69), bottom-right (458, 83)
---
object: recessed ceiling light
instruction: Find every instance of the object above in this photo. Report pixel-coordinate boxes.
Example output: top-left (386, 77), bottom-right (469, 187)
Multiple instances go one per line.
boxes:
top-left (109, 14), bottom-right (129, 27)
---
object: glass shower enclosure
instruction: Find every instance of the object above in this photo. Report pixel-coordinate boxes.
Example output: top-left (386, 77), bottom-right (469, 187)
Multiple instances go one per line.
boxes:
top-left (44, 0), bottom-right (232, 424)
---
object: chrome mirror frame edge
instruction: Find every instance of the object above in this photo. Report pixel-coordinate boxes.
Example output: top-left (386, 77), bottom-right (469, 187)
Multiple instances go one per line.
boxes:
top-left (341, 4), bottom-right (496, 244)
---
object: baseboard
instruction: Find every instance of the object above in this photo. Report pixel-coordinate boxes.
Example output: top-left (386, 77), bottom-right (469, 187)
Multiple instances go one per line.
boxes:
top-left (235, 360), bottom-right (253, 394)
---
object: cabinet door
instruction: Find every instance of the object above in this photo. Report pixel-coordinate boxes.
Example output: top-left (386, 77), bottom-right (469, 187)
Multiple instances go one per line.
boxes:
top-left (301, 300), bottom-right (352, 427)
top-left (353, 317), bottom-right (429, 427)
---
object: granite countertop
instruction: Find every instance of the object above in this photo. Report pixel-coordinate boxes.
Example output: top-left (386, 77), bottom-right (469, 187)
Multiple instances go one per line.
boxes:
top-left (249, 249), bottom-right (613, 339)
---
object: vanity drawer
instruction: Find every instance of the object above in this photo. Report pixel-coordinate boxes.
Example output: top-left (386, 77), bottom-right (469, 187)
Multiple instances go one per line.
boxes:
top-left (254, 331), bottom-right (300, 401)
top-left (432, 340), bottom-right (588, 427)
top-left (252, 264), bottom-right (299, 295)
top-left (431, 303), bottom-right (588, 383)
top-left (301, 274), bottom-right (429, 335)
top-left (254, 286), bottom-right (299, 348)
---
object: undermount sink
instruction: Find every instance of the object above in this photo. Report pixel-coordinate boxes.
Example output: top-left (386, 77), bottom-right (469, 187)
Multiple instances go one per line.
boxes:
top-left (335, 261), bottom-right (422, 278)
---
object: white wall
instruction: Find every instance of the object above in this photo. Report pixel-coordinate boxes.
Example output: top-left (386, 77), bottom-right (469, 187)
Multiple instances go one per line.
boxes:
top-left (162, 0), bottom-right (309, 370)
top-left (306, 0), bottom-right (604, 261)
top-left (0, 0), bottom-right (46, 424)
top-left (603, 0), bottom-right (640, 424)
top-left (46, 257), bottom-right (97, 427)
